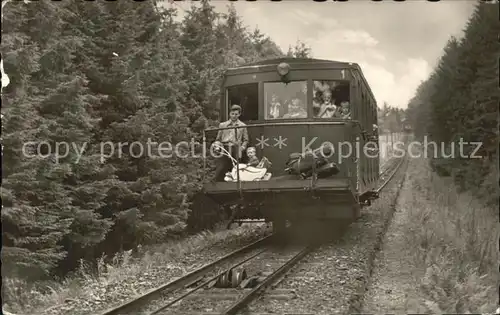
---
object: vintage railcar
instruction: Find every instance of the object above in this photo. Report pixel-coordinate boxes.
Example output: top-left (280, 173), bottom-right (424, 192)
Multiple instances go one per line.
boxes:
top-left (188, 57), bottom-right (380, 233)
top-left (402, 119), bottom-right (412, 134)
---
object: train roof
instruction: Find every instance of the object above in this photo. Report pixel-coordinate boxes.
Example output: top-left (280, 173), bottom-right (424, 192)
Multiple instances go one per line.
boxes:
top-left (240, 57), bottom-right (357, 67)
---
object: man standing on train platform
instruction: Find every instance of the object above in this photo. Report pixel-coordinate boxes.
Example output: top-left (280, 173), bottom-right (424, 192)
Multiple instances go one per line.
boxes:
top-left (213, 104), bottom-right (249, 182)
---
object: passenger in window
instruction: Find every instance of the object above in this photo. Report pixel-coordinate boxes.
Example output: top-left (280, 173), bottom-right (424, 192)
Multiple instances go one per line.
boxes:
top-left (283, 98), bottom-right (307, 119)
top-left (315, 90), bottom-right (336, 118)
top-left (268, 94), bottom-right (282, 119)
top-left (312, 90), bottom-right (322, 117)
top-left (213, 104), bottom-right (249, 181)
top-left (338, 101), bottom-right (351, 119)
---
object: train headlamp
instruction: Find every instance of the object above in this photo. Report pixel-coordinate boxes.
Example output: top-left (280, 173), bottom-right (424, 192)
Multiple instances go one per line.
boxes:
top-left (276, 62), bottom-right (290, 76)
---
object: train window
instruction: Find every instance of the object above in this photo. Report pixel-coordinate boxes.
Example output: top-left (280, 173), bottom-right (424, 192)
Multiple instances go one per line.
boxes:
top-left (226, 83), bottom-right (259, 121)
top-left (264, 81), bottom-right (307, 119)
top-left (312, 80), bottom-right (351, 119)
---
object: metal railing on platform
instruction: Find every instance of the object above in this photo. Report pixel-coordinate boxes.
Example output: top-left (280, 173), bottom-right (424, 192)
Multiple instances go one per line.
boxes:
top-left (201, 121), bottom-right (367, 192)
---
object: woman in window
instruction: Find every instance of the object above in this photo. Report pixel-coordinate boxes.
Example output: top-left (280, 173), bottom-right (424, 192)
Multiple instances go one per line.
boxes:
top-left (315, 90), bottom-right (336, 118)
top-left (283, 98), bottom-right (307, 118)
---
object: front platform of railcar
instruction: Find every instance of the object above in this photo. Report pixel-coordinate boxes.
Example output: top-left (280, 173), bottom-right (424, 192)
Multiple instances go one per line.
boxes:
top-left (200, 122), bottom-right (363, 221)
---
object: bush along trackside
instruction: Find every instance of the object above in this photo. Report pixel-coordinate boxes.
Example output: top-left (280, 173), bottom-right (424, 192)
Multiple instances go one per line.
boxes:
top-left (362, 155), bottom-right (497, 314)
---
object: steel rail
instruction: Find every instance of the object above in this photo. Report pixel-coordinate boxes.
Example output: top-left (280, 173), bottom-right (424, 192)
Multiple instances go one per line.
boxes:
top-left (97, 235), bottom-right (273, 315)
top-left (379, 161), bottom-right (388, 174)
top-left (379, 158), bottom-right (397, 177)
top-left (376, 156), bottom-right (405, 194)
top-left (377, 135), bottom-right (409, 191)
top-left (221, 246), bottom-right (314, 315)
top-left (378, 160), bottom-right (391, 176)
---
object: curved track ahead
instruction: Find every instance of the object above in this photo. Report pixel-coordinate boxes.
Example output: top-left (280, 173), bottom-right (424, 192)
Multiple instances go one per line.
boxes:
top-left (98, 155), bottom-right (406, 315)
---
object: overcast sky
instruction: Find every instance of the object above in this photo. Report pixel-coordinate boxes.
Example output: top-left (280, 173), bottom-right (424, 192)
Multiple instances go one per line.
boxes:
top-left (162, 0), bottom-right (476, 109)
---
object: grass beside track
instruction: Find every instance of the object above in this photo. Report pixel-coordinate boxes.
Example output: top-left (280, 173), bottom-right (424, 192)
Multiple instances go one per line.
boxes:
top-left (401, 157), bottom-right (497, 313)
top-left (362, 155), bottom-right (497, 314)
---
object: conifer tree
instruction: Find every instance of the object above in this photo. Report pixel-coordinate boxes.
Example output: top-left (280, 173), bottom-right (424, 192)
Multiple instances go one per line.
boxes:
top-left (286, 40), bottom-right (312, 58)
top-left (404, 1), bottom-right (499, 203)
top-left (2, 0), bottom-right (113, 277)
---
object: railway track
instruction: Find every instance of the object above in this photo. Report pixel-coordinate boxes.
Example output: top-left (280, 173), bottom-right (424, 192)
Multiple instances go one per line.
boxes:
top-left (97, 156), bottom-right (406, 315)
top-left (98, 239), bottom-right (312, 315)
top-left (153, 245), bottom-right (313, 315)
top-left (377, 156), bottom-right (405, 194)
top-left (379, 156), bottom-right (399, 176)
top-left (97, 235), bottom-right (273, 315)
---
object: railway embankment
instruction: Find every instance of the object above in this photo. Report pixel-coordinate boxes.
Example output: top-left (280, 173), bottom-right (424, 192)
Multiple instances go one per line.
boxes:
top-left (361, 156), bottom-right (498, 314)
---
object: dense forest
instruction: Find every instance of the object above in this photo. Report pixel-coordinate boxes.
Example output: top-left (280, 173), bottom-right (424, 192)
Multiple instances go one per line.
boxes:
top-left (1, 0), bottom-right (315, 281)
top-left (405, 1), bottom-right (498, 206)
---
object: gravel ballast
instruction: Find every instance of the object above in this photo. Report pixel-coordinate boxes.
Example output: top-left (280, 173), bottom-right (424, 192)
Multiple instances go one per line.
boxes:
top-left (244, 159), bottom-right (409, 314)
